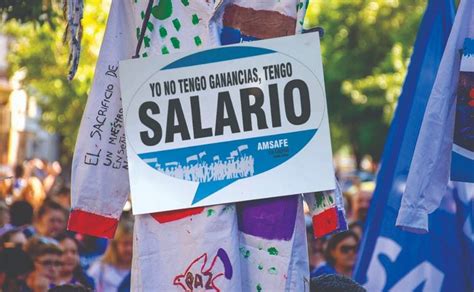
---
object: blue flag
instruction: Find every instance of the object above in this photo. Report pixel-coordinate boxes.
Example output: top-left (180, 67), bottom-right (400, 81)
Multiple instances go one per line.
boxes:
top-left (354, 1), bottom-right (473, 291)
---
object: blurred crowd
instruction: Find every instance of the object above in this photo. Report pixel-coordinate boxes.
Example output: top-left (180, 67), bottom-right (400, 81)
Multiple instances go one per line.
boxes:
top-left (306, 176), bottom-right (375, 280)
top-left (0, 159), bottom-right (133, 292)
top-left (0, 158), bottom-right (375, 291)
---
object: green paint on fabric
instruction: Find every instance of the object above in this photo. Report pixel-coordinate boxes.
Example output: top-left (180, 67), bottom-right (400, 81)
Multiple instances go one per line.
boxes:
top-left (268, 267), bottom-right (277, 275)
top-left (136, 27), bottom-right (140, 40)
top-left (267, 247), bottom-right (278, 256)
top-left (144, 36), bottom-right (151, 48)
top-left (161, 46), bottom-right (169, 55)
top-left (142, 52), bottom-right (148, 57)
top-left (181, 0), bottom-right (189, 6)
top-left (257, 264), bottom-right (263, 270)
top-left (315, 193), bottom-right (324, 208)
top-left (256, 284), bottom-right (262, 292)
top-left (240, 247), bottom-right (250, 259)
top-left (170, 37), bottom-right (180, 49)
top-left (141, 11), bottom-right (145, 19)
top-left (172, 18), bottom-right (181, 31)
top-left (192, 14), bottom-right (200, 25)
top-left (147, 21), bottom-right (154, 32)
top-left (159, 26), bottom-right (167, 38)
top-left (194, 36), bottom-right (202, 46)
top-left (151, 0), bottom-right (173, 20)
top-left (207, 209), bottom-right (215, 217)
top-left (328, 195), bottom-right (334, 204)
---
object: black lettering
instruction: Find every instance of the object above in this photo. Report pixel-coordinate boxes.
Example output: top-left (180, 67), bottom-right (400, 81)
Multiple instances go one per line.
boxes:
top-left (165, 99), bottom-right (190, 143)
top-left (284, 79), bottom-right (311, 125)
top-left (240, 87), bottom-right (268, 131)
top-left (190, 95), bottom-right (213, 139)
top-left (215, 91), bottom-right (240, 136)
top-left (139, 101), bottom-right (162, 146)
top-left (269, 84), bottom-right (282, 128)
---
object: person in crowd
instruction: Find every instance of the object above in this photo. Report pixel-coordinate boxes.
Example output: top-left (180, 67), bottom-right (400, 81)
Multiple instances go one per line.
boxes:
top-left (117, 272), bottom-right (131, 292)
top-left (20, 176), bottom-right (46, 210)
top-left (49, 283), bottom-right (93, 292)
top-left (12, 163), bottom-right (27, 198)
top-left (306, 222), bottom-right (328, 274)
top-left (309, 236), bottom-right (329, 274)
top-left (54, 186), bottom-right (71, 209)
top-left (28, 159), bottom-right (48, 182)
top-left (56, 233), bottom-right (95, 289)
top-left (77, 234), bottom-right (108, 271)
top-left (0, 248), bottom-right (6, 288)
top-left (310, 274), bottom-right (366, 292)
top-left (10, 200), bottom-right (35, 238)
top-left (349, 182), bottom-right (374, 223)
top-left (43, 161), bottom-right (64, 197)
top-left (311, 230), bottom-right (359, 278)
top-left (0, 245), bottom-right (33, 291)
top-left (35, 199), bottom-right (68, 239)
top-left (88, 219), bottom-right (133, 292)
top-left (1, 227), bottom-right (27, 249)
top-left (0, 200), bottom-right (12, 236)
top-left (24, 236), bottom-right (63, 291)
top-left (0, 169), bottom-right (13, 200)
top-left (349, 221), bottom-right (364, 240)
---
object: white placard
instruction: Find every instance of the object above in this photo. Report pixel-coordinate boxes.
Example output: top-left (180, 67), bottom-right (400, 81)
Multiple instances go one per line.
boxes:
top-left (120, 32), bottom-right (335, 214)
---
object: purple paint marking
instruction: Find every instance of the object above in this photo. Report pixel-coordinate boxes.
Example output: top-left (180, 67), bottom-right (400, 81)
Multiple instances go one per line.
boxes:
top-left (337, 209), bottom-right (348, 231)
top-left (217, 248), bottom-right (233, 279)
top-left (237, 195), bottom-right (298, 240)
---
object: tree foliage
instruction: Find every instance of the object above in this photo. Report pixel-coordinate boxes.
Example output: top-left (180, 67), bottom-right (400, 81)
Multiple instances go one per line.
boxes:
top-left (3, 0), bottom-right (427, 166)
top-left (306, 0), bottom-right (426, 166)
top-left (3, 0), bottom-right (110, 162)
top-left (0, 0), bottom-right (58, 25)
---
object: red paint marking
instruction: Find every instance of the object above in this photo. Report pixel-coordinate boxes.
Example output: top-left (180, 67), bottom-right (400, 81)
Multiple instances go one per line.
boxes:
top-left (151, 207), bottom-right (205, 223)
top-left (68, 209), bottom-right (118, 239)
top-left (173, 251), bottom-right (226, 291)
top-left (312, 207), bottom-right (339, 237)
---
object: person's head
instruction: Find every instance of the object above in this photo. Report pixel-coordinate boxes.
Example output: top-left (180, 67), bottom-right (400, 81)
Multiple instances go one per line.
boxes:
top-left (25, 236), bottom-right (63, 283)
top-left (0, 200), bottom-right (9, 227)
top-left (14, 164), bottom-right (25, 179)
top-left (35, 199), bottom-right (68, 239)
top-left (349, 221), bottom-right (364, 240)
top-left (325, 231), bottom-right (359, 273)
top-left (56, 234), bottom-right (80, 277)
top-left (310, 274), bottom-right (366, 292)
top-left (55, 186), bottom-right (71, 209)
top-left (351, 182), bottom-right (374, 222)
top-left (102, 219), bottom-right (133, 268)
top-left (10, 200), bottom-right (34, 227)
top-left (0, 246), bottom-right (33, 281)
top-left (1, 228), bottom-right (27, 249)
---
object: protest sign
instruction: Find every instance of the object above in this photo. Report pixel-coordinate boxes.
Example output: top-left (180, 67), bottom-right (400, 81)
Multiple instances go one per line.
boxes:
top-left (452, 38), bottom-right (474, 182)
top-left (119, 32), bottom-right (334, 214)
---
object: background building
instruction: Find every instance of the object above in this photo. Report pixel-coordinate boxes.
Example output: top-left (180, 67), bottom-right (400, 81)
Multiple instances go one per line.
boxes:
top-left (0, 34), bottom-right (59, 166)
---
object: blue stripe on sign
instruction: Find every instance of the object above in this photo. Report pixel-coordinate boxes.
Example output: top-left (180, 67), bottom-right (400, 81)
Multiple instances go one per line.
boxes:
top-left (162, 46), bottom-right (275, 70)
